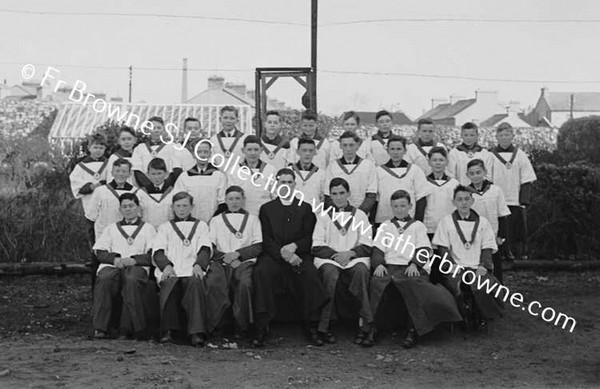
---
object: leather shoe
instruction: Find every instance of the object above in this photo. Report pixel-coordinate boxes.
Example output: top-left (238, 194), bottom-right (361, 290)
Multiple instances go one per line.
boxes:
top-left (354, 330), bottom-right (366, 345)
top-left (361, 327), bottom-right (376, 347)
top-left (160, 330), bottom-right (173, 344)
top-left (93, 330), bottom-right (108, 339)
top-left (252, 327), bottom-right (267, 348)
top-left (402, 328), bottom-right (418, 349)
top-left (190, 333), bottom-right (206, 347)
top-left (319, 331), bottom-right (336, 344)
top-left (309, 328), bottom-right (324, 346)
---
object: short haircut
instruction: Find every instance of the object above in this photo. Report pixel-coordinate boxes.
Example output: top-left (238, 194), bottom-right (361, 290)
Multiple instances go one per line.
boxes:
top-left (276, 167), bottom-right (295, 181)
top-left (220, 105), bottom-right (239, 117)
top-left (183, 117), bottom-right (200, 127)
top-left (265, 110), bottom-right (280, 119)
top-left (301, 110), bottom-right (318, 122)
top-left (226, 185), bottom-right (245, 196)
top-left (461, 122), bottom-right (478, 132)
top-left (496, 122), bottom-right (513, 133)
top-left (454, 185), bottom-right (473, 199)
top-left (119, 192), bottom-right (139, 206)
top-left (148, 116), bottom-right (165, 126)
top-left (342, 111), bottom-right (360, 125)
top-left (298, 137), bottom-right (316, 149)
top-left (339, 130), bottom-right (360, 143)
top-left (467, 158), bottom-right (486, 170)
top-left (88, 133), bottom-right (107, 146)
top-left (391, 189), bottom-right (411, 203)
top-left (428, 146), bottom-right (448, 159)
top-left (148, 157), bottom-right (167, 172)
top-left (113, 158), bottom-right (132, 170)
top-left (118, 126), bottom-right (136, 138)
top-left (387, 135), bottom-right (407, 148)
top-left (243, 135), bottom-right (262, 147)
top-left (172, 191), bottom-right (194, 205)
top-left (375, 110), bottom-right (392, 122)
top-left (329, 177), bottom-right (350, 192)
top-left (417, 118), bottom-right (434, 129)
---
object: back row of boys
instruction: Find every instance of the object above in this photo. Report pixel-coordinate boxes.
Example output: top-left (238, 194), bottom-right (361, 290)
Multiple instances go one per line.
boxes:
top-left (71, 107), bottom-right (536, 269)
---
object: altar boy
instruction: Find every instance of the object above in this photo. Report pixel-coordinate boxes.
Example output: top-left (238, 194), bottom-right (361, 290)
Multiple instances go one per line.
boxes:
top-left (312, 178), bottom-right (373, 346)
top-left (138, 158), bottom-right (175, 229)
top-left (404, 118), bottom-right (446, 175)
top-left (289, 138), bottom-right (327, 208)
top-left (92, 192), bottom-right (156, 339)
top-left (209, 186), bottom-right (262, 339)
top-left (447, 122), bottom-right (492, 185)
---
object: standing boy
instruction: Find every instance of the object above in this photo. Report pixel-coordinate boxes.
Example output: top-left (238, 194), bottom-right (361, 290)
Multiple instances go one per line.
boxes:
top-left (368, 110), bottom-right (394, 166)
top-left (289, 138), bottom-right (327, 208)
top-left (289, 110), bottom-right (331, 170)
top-left (488, 122), bottom-right (536, 261)
top-left (138, 158), bottom-right (175, 229)
top-left (106, 126), bottom-right (137, 184)
top-left (209, 186), bottom-right (262, 339)
top-left (404, 118), bottom-right (446, 175)
top-left (92, 193), bottom-right (156, 339)
top-left (312, 178), bottom-right (373, 346)
top-left (209, 106), bottom-right (248, 163)
top-left (176, 117), bottom-right (204, 172)
top-left (466, 159), bottom-right (511, 283)
top-left (260, 110), bottom-right (291, 170)
top-left (447, 122), bottom-right (492, 186)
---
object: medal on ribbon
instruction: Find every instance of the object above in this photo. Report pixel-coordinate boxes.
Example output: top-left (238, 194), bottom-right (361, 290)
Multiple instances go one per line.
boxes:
top-left (145, 143), bottom-right (165, 158)
top-left (183, 238), bottom-right (191, 246)
top-left (235, 232), bottom-right (243, 239)
top-left (340, 227), bottom-right (347, 236)
top-left (468, 151), bottom-right (474, 158)
top-left (77, 160), bottom-right (109, 181)
top-left (391, 218), bottom-right (416, 235)
top-left (222, 211), bottom-right (249, 240)
top-left (329, 206), bottom-right (355, 236)
top-left (93, 173), bottom-right (101, 180)
top-left (170, 220), bottom-right (200, 247)
top-left (492, 146), bottom-right (518, 171)
top-left (268, 152), bottom-right (275, 159)
top-left (225, 150), bottom-right (231, 157)
top-left (116, 221), bottom-right (145, 247)
top-left (451, 210), bottom-right (480, 251)
top-left (217, 130), bottom-right (242, 159)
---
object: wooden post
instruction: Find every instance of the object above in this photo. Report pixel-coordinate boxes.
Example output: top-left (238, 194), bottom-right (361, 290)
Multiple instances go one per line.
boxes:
top-left (310, 0), bottom-right (318, 113)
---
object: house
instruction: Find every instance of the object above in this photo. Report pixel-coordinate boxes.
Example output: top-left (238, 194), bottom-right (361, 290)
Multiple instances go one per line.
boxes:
top-left (341, 111), bottom-right (413, 126)
top-left (480, 101), bottom-right (531, 128)
top-left (528, 88), bottom-right (600, 127)
top-left (418, 91), bottom-right (506, 126)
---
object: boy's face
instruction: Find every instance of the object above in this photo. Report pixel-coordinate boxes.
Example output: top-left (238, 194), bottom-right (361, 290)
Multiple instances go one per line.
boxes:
top-left (330, 185), bottom-right (350, 208)
top-left (418, 124), bottom-right (435, 142)
top-left (221, 110), bottom-right (238, 131)
top-left (120, 199), bottom-right (139, 220)
top-left (112, 164), bottom-right (131, 183)
top-left (300, 119), bottom-right (317, 137)
top-left (276, 174), bottom-right (296, 199)
top-left (391, 198), bottom-right (411, 218)
top-left (118, 132), bottom-right (136, 151)
top-left (453, 191), bottom-right (474, 213)
top-left (225, 191), bottom-right (244, 212)
top-left (428, 153), bottom-right (448, 173)
top-left (184, 120), bottom-right (202, 139)
top-left (376, 115), bottom-right (392, 133)
top-left (343, 117), bottom-right (359, 132)
top-left (194, 143), bottom-right (211, 163)
top-left (265, 114), bottom-right (281, 137)
top-left (496, 129), bottom-right (514, 148)
top-left (340, 137), bottom-right (358, 157)
top-left (243, 143), bottom-right (262, 162)
top-left (88, 143), bottom-right (106, 159)
top-left (150, 120), bottom-right (164, 140)
top-left (461, 128), bottom-right (478, 146)
top-left (148, 167), bottom-right (167, 186)
top-left (172, 198), bottom-right (193, 219)
top-left (297, 143), bottom-right (316, 164)
top-left (387, 141), bottom-right (406, 161)
top-left (467, 164), bottom-right (486, 185)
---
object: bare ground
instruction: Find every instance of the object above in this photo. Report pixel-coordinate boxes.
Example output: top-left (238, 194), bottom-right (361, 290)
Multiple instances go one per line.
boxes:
top-left (0, 270), bottom-right (599, 388)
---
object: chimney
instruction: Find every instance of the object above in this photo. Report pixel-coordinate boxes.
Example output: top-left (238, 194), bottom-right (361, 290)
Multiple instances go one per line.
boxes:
top-left (181, 58), bottom-right (188, 103)
top-left (225, 82), bottom-right (247, 97)
top-left (540, 87), bottom-right (547, 97)
top-left (506, 101), bottom-right (521, 117)
top-left (431, 98), bottom-right (448, 109)
top-left (208, 75), bottom-right (225, 89)
top-left (475, 90), bottom-right (498, 104)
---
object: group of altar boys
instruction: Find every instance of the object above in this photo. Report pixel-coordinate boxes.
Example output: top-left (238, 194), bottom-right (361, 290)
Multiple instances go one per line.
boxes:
top-left (69, 106), bottom-right (536, 349)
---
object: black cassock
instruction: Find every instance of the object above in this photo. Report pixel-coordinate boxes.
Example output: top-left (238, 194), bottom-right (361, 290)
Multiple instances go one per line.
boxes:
top-left (253, 197), bottom-right (327, 330)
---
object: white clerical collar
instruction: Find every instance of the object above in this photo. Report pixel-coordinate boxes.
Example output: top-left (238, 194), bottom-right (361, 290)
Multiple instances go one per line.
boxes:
top-left (279, 197), bottom-right (294, 206)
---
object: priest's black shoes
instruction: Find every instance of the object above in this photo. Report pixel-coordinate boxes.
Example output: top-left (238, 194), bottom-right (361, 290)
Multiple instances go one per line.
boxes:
top-left (402, 328), bottom-right (418, 349)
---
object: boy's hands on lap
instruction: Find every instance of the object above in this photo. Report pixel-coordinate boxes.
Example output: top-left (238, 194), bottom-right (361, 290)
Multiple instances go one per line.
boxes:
top-left (373, 264), bottom-right (387, 277)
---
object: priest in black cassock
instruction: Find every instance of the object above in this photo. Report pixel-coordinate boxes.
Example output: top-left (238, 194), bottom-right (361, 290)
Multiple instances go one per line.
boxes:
top-left (252, 168), bottom-right (328, 347)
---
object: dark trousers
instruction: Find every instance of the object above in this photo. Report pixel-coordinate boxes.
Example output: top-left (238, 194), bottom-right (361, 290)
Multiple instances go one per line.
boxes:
top-left (160, 276), bottom-right (207, 335)
top-left (225, 261), bottom-right (255, 332)
top-left (507, 205), bottom-right (527, 259)
top-left (253, 255), bottom-right (327, 330)
top-left (92, 266), bottom-right (148, 333)
top-left (317, 263), bottom-right (372, 332)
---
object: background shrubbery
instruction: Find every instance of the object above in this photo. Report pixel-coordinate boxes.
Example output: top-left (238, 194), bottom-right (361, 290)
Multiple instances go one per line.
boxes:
top-left (1, 111), bottom-right (600, 262)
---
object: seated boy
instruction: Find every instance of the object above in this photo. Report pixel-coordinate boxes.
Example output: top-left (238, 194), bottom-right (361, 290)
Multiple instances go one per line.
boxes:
top-left (433, 185), bottom-right (504, 330)
top-left (312, 178), bottom-right (373, 346)
top-left (138, 158), bottom-right (175, 229)
top-left (370, 190), bottom-right (462, 348)
top-left (466, 159), bottom-right (511, 283)
top-left (209, 186), bottom-right (262, 339)
top-left (92, 192), bottom-right (156, 339)
top-left (152, 192), bottom-right (228, 347)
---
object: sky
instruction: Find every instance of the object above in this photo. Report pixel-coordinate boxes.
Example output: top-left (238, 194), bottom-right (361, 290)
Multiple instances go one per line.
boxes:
top-left (1, 0), bottom-right (600, 119)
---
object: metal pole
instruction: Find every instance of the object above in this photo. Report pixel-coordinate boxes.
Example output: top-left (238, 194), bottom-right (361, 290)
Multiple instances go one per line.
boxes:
top-left (128, 65), bottom-right (132, 103)
top-left (255, 70), bottom-right (262, 136)
top-left (310, 0), bottom-right (317, 113)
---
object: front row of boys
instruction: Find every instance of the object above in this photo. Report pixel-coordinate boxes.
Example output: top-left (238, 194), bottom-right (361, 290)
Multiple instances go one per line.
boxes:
top-left (92, 166), bottom-right (503, 349)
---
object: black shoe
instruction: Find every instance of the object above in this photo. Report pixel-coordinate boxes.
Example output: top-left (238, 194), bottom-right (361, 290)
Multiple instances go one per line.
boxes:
top-left (319, 331), bottom-right (336, 344)
top-left (160, 330), bottom-right (173, 344)
top-left (354, 330), bottom-right (366, 345)
top-left (402, 328), bottom-right (418, 349)
top-left (93, 330), bottom-right (108, 339)
top-left (252, 327), bottom-right (267, 348)
top-left (190, 333), bottom-right (206, 347)
top-left (309, 328), bottom-right (324, 346)
top-left (361, 327), bottom-right (376, 348)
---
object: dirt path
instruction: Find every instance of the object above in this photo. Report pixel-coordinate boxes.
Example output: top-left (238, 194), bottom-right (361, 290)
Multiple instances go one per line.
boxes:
top-left (0, 271), bottom-right (599, 388)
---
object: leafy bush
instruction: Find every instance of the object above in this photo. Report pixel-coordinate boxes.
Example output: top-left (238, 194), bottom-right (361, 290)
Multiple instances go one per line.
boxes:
top-left (527, 162), bottom-right (600, 260)
top-left (557, 116), bottom-right (600, 164)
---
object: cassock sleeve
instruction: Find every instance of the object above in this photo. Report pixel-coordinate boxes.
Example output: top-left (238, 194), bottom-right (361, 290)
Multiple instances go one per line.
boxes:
top-left (195, 246), bottom-right (212, 269)
top-left (519, 182), bottom-right (533, 207)
top-left (152, 224), bottom-right (173, 270)
top-left (370, 247), bottom-right (386, 269)
top-left (97, 250), bottom-right (119, 265)
top-left (237, 243), bottom-right (262, 261)
top-left (358, 193), bottom-right (377, 215)
top-left (93, 226), bottom-right (118, 264)
top-left (259, 204), bottom-right (283, 261)
top-left (480, 248), bottom-right (494, 271)
top-left (414, 197), bottom-right (427, 222)
top-left (294, 203), bottom-right (317, 256)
